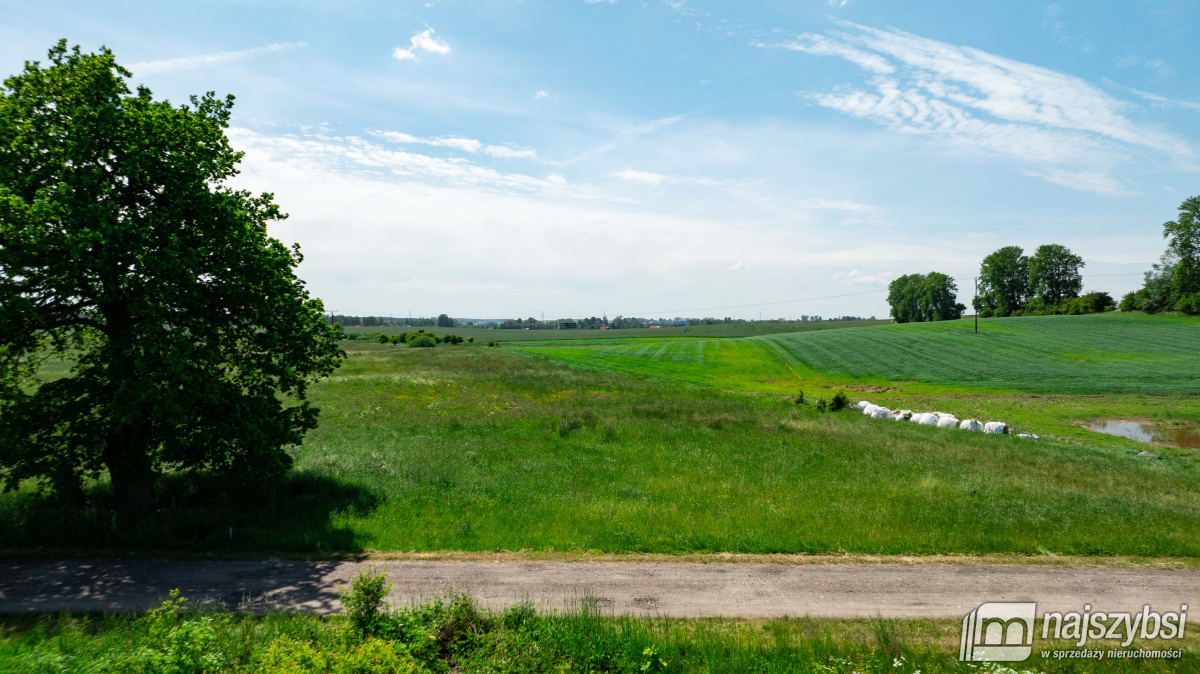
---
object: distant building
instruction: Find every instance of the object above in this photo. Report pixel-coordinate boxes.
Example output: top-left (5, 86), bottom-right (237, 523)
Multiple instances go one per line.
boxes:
top-left (558, 321), bottom-right (578, 329)
top-left (649, 325), bottom-right (661, 329)
top-left (600, 325), bottom-right (611, 330)
top-left (673, 320), bottom-right (689, 327)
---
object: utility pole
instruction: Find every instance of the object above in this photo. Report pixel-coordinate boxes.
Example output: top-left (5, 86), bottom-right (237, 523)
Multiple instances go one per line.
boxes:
top-left (974, 277), bottom-right (979, 334)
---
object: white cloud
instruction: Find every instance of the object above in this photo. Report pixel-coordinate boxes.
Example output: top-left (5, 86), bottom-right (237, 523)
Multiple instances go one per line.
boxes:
top-left (534, 90), bottom-right (550, 99)
top-left (782, 34), bottom-right (893, 75)
top-left (393, 28), bottom-right (451, 61)
top-left (377, 130), bottom-right (536, 159)
top-left (225, 126), bottom-right (966, 318)
top-left (779, 21), bottom-right (1190, 194)
top-left (612, 169), bottom-right (668, 185)
top-left (584, 0), bottom-right (616, 3)
top-left (129, 42), bottom-right (304, 75)
top-left (485, 146), bottom-right (538, 159)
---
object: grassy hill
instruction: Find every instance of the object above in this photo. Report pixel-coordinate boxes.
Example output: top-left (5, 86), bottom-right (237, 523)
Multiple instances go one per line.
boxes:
top-left (521, 313), bottom-right (1200, 395)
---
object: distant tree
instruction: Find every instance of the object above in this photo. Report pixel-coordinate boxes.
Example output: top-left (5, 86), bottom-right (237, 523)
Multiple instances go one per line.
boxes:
top-left (887, 274), bottom-right (925, 323)
top-left (888, 273), bottom-right (964, 322)
top-left (1164, 196), bottom-right (1200, 303)
top-left (436, 314), bottom-right (455, 328)
top-left (0, 43), bottom-right (344, 513)
top-left (922, 273), bottom-right (966, 320)
top-left (977, 246), bottom-right (1029, 317)
top-left (1028, 244), bottom-right (1084, 307)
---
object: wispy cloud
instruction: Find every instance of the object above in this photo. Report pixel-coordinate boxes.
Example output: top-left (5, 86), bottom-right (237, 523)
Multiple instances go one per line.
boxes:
top-left (774, 21), bottom-right (1190, 194)
top-left (393, 28), bottom-right (451, 61)
top-left (1122, 86), bottom-right (1200, 113)
top-left (377, 131), bottom-right (536, 159)
top-left (129, 42), bottom-right (305, 75)
top-left (534, 90), bottom-right (550, 99)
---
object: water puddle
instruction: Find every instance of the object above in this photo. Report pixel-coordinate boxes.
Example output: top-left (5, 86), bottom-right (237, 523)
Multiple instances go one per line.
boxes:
top-left (1085, 419), bottom-right (1200, 450)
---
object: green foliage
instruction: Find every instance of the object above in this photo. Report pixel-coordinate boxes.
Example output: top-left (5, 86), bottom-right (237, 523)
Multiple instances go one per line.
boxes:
top-left (6, 598), bottom-right (1192, 673)
top-left (887, 273), bottom-right (964, 323)
top-left (976, 246), bottom-right (1030, 317)
top-left (1028, 243), bottom-right (1085, 306)
top-left (259, 636), bottom-right (425, 674)
top-left (829, 389), bottom-right (850, 412)
top-left (1165, 196), bottom-right (1200, 299)
top-left (341, 568), bottom-right (393, 636)
top-left (436, 314), bottom-right (455, 328)
top-left (0, 42), bottom-right (344, 512)
top-left (409, 335), bottom-right (437, 348)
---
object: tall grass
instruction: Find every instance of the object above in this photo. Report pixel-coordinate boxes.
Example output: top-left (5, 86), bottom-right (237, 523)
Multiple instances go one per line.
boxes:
top-left (6, 340), bottom-right (1197, 556)
top-left (3, 592), bottom-right (1194, 672)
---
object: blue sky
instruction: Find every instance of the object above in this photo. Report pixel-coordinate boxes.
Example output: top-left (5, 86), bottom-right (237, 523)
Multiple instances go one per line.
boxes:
top-left (3, 1), bottom-right (1197, 319)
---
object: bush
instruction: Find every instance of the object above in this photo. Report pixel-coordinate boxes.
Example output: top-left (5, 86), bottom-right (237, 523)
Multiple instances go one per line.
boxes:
top-left (466, 337), bottom-right (474, 343)
top-left (258, 637), bottom-right (425, 674)
top-left (829, 389), bottom-right (850, 411)
top-left (813, 398), bottom-right (828, 412)
top-left (409, 336), bottom-right (437, 349)
top-left (1176, 292), bottom-right (1200, 315)
top-left (794, 391), bottom-right (804, 405)
top-left (377, 334), bottom-right (389, 345)
top-left (341, 568), bottom-right (392, 636)
top-left (487, 341), bottom-right (497, 347)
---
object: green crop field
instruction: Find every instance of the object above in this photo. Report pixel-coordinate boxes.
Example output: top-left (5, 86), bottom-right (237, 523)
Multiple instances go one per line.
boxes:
top-left (521, 312), bottom-right (1200, 395)
top-left (341, 318), bottom-right (890, 343)
top-left (5, 318), bottom-right (1200, 558)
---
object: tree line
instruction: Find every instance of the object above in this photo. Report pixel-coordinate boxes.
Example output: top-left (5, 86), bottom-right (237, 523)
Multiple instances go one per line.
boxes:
top-left (1120, 197), bottom-right (1200, 315)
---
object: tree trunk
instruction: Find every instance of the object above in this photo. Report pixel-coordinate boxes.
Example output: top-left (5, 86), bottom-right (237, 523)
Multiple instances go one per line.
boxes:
top-left (104, 431), bottom-right (156, 514)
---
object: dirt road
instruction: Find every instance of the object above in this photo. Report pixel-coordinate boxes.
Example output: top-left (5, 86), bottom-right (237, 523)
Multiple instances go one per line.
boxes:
top-left (1, 559), bottom-right (1195, 618)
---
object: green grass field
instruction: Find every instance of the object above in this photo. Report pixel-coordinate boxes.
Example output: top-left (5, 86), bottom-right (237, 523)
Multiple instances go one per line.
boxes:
top-left (341, 318), bottom-right (891, 343)
top-left (5, 314), bottom-right (1200, 557)
top-left (520, 313), bottom-right (1200, 395)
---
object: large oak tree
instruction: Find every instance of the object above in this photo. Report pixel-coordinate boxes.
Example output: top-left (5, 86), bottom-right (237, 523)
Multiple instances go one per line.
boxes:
top-left (0, 42), bottom-right (344, 513)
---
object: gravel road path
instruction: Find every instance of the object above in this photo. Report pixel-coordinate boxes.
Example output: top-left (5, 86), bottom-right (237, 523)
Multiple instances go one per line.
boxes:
top-left (1, 559), bottom-right (1195, 618)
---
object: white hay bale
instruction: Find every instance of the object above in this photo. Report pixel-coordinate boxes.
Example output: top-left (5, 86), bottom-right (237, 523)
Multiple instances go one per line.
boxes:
top-left (936, 416), bottom-right (960, 428)
top-left (984, 421), bottom-right (1009, 435)
top-left (1017, 433), bottom-right (1039, 440)
top-left (916, 413), bottom-right (938, 426)
top-left (862, 404), bottom-right (877, 415)
top-left (893, 409), bottom-right (913, 421)
top-left (870, 406), bottom-right (893, 420)
top-left (958, 419), bottom-right (984, 432)
top-left (857, 400), bottom-right (872, 410)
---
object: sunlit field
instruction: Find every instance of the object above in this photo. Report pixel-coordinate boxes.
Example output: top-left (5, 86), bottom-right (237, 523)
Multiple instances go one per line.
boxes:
top-left (5, 321), bottom-right (1199, 557)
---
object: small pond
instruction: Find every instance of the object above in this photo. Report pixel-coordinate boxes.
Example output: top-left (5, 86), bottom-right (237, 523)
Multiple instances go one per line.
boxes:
top-left (1085, 419), bottom-right (1200, 450)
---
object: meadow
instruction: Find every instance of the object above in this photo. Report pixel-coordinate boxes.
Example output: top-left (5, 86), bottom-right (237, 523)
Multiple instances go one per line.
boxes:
top-left (4, 315), bottom-right (1200, 557)
top-left (3, 588), bottom-right (1196, 673)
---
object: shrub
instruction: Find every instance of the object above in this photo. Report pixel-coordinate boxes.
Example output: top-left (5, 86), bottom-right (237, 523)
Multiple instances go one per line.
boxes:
top-left (466, 337), bottom-right (474, 343)
top-left (341, 568), bottom-right (392, 636)
top-left (813, 398), bottom-right (828, 412)
top-left (377, 334), bottom-right (389, 345)
top-left (258, 637), bottom-right (424, 674)
top-left (794, 391), bottom-right (804, 405)
top-left (829, 389), bottom-right (850, 411)
top-left (1176, 292), bottom-right (1200, 315)
top-left (409, 336), bottom-right (436, 349)
top-left (487, 341), bottom-right (497, 347)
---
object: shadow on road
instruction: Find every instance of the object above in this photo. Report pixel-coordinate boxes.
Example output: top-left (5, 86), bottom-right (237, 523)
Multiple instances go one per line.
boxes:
top-left (0, 470), bottom-right (378, 556)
